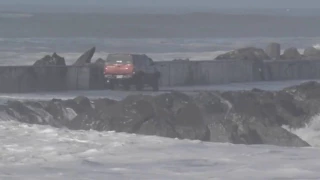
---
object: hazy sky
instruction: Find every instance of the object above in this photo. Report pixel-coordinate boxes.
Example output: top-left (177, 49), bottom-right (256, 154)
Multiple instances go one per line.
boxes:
top-left (0, 0), bottom-right (319, 8)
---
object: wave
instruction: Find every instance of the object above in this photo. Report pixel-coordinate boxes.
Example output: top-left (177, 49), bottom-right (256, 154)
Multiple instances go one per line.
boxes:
top-left (313, 44), bottom-right (320, 50)
top-left (284, 114), bottom-right (320, 147)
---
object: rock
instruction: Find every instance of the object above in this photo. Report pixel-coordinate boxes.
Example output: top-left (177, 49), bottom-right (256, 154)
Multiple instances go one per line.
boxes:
top-left (93, 58), bottom-right (106, 68)
top-left (32, 53), bottom-right (67, 91)
top-left (92, 98), bottom-right (117, 113)
top-left (73, 47), bottom-right (95, 66)
top-left (101, 95), bottom-right (157, 133)
top-left (230, 118), bottom-right (309, 147)
top-left (6, 100), bottom-right (58, 126)
top-left (44, 99), bottom-right (76, 126)
top-left (67, 110), bottom-right (111, 131)
top-left (73, 96), bottom-right (93, 112)
top-left (265, 43), bottom-right (281, 60)
top-left (283, 81), bottom-right (320, 122)
top-left (173, 102), bottom-right (210, 141)
top-left (33, 53), bottom-right (66, 66)
top-left (281, 47), bottom-right (301, 60)
top-left (215, 47), bottom-right (270, 61)
top-left (193, 92), bottom-right (231, 142)
top-left (192, 90), bottom-right (310, 146)
top-left (303, 47), bottom-right (320, 59)
top-left (4, 86), bottom-right (319, 147)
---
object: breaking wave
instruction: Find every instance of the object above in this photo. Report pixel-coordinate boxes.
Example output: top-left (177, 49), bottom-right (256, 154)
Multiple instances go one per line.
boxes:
top-left (284, 114), bottom-right (320, 147)
top-left (0, 95), bottom-right (320, 148)
top-left (313, 44), bottom-right (320, 50)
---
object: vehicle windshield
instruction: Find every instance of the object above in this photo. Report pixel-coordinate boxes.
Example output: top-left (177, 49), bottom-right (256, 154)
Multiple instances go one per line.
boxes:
top-left (106, 54), bottom-right (132, 64)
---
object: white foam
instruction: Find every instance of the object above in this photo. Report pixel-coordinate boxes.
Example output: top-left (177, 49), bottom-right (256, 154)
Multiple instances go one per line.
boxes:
top-left (284, 114), bottom-right (320, 147)
top-left (0, 121), bottom-right (319, 179)
top-left (313, 44), bottom-right (320, 50)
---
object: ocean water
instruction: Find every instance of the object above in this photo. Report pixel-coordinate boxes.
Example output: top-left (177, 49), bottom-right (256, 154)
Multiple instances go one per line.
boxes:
top-left (0, 80), bottom-right (320, 179)
top-left (1, 115), bottom-right (320, 179)
top-left (2, 12), bottom-right (320, 179)
top-left (0, 37), bottom-right (319, 66)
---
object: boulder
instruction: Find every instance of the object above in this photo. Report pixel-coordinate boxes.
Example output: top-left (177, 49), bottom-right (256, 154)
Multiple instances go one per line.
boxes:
top-left (282, 81), bottom-right (320, 121)
top-left (93, 58), bottom-right (106, 68)
top-left (6, 100), bottom-right (58, 126)
top-left (72, 96), bottom-right (93, 113)
top-left (44, 99), bottom-right (76, 126)
top-left (4, 87), bottom-right (319, 147)
top-left (303, 47), bottom-right (320, 59)
top-left (192, 91), bottom-right (310, 147)
top-left (73, 47), bottom-right (95, 66)
top-left (281, 47), bottom-right (301, 60)
top-left (92, 98), bottom-right (117, 113)
top-left (66, 110), bottom-right (110, 131)
top-left (33, 53), bottom-right (66, 66)
top-left (32, 53), bottom-right (67, 91)
top-left (265, 42), bottom-right (281, 60)
top-left (215, 47), bottom-right (270, 61)
top-left (229, 118), bottom-right (309, 147)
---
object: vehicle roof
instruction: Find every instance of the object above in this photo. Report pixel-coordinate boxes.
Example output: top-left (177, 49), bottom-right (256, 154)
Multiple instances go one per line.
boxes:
top-left (107, 53), bottom-right (151, 61)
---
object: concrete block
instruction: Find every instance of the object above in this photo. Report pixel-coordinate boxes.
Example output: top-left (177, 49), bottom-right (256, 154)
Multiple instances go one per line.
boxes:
top-left (265, 43), bottom-right (281, 60)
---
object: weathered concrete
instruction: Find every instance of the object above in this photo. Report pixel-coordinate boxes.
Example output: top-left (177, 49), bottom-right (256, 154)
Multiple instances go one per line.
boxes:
top-left (1, 58), bottom-right (320, 93)
top-left (156, 60), bottom-right (254, 87)
top-left (0, 65), bottom-right (103, 93)
top-left (263, 60), bottom-right (320, 81)
top-left (265, 43), bottom-right (281, 60)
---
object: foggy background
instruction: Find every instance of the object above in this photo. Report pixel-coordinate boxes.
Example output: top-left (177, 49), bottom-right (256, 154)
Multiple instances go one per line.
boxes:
top-left (0, 0), bottom-right (320, 14)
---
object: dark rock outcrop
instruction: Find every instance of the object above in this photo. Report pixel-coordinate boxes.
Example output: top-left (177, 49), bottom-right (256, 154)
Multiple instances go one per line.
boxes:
top-left (3, 82), bottom-right (320, 147)
top-left (0, 52), bottom-right (67, 93)
top-left (33, 53), bottom-right (66, 66)
top-left (281, 47), bottom-right (301, 60)
top-left (73, 47), bottom-right (96, 66)
top-left (215, 47), bottom-right (270, 61)
top-left (93, 58), bottom-right (106, 68)
top-left (303, 47), bottom-right (320, 59)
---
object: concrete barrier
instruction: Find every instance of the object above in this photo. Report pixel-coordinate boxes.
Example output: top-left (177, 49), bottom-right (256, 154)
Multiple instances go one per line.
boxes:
top-left (156, 61), bottom-right (192, 86)
top-left (155, 60), bottom-right (254, 86)
top-left (194, 60), bottom-right (254, 84)
top-left (0, 65), bottom-right (103, 93)
top-left (1, 59), bottom-right (320, 93)
top-left (263, 60), bottom-right (320, 81)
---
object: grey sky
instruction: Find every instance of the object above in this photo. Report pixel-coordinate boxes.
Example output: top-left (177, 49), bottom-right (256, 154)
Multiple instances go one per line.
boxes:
top-left (0, 0), bottom-right (319, 8)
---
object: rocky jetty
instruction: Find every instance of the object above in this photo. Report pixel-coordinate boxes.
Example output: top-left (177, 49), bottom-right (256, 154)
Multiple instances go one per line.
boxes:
top-left (215, 43), bottom-right (320, 61)
top-left (72, 47), bottom-right (96, 66)
top-left (2, 81), bottom-right (320, 147)
top-left (33, 53), bottom-right (66, 66)
top-left (93, 58), bottom-right (106, 68)
top-left (303, 47), bottom-right (320, 60)
top-left (215, 47), bottom-right (270, 61)
top-left (281, 47), bottom-right (301, 60)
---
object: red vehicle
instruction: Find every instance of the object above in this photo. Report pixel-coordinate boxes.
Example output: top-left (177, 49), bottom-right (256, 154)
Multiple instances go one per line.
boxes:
top-left (104, 54), bottom-right (160, 91)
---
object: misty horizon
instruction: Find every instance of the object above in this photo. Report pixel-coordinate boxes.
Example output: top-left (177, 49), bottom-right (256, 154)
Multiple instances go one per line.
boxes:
top-left (1, 0), bottom-right (320, 8)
